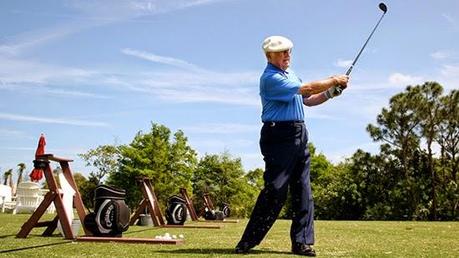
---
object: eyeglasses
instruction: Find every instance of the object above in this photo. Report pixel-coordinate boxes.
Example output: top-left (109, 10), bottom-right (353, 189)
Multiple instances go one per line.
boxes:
top-left (277, 49), bottom-right (292, 55)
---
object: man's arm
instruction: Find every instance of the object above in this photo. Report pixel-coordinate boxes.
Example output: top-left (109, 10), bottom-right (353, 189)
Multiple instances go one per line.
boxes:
top-left (298, 75), bottom-right (348, 96)
top-left (303, 92), bottom-right (329, 107)
top-left (303, 84), bottom-right (349, 106)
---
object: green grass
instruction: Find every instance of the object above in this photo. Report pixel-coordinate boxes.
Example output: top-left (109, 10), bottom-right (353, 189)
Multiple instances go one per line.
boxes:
top-left (0, 213), bottom-right (458, 257)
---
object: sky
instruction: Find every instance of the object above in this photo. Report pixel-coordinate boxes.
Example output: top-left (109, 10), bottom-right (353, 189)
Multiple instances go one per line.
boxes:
top-left (1, 0), bottom-right (458, 180)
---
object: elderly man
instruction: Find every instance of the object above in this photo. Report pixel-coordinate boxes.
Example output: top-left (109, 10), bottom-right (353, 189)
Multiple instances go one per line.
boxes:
top-left (235, 36), bottom-right (349, 256)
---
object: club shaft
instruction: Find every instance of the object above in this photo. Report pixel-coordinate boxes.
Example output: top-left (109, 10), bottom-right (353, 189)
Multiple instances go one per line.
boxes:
top-left (346, 12), bottom-right (386, 76)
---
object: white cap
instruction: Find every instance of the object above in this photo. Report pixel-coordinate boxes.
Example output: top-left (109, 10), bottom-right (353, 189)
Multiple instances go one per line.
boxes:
top-left (262, 36), bottom-right (293, 53)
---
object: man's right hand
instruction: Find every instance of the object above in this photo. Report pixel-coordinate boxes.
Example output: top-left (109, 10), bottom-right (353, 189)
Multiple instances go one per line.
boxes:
top-left (332, 75), bottom-right (349, 89)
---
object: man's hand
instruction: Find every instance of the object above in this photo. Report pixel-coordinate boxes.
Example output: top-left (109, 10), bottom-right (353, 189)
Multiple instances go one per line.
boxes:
top-left (324, 86), bottom-right (342, 99)
top-left (331, 75), bottom-right (349, 89)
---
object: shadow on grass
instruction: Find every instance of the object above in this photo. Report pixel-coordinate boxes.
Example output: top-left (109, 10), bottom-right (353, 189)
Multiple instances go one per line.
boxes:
top-left (0, 241), bottom-right (72, 254)
top-left (154, 248), bottom-right (291, 255)
top-left (0, 234), bottom-right (17, 239)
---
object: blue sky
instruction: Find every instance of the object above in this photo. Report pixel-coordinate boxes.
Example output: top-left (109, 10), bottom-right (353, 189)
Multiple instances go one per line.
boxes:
top-left (1, 0), bottom-right (458, 179)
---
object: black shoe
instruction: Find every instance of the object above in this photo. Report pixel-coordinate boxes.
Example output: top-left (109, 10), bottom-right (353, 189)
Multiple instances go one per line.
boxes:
top-left (292, 243), bottom-right (316, 256)
top-left (235, 242), bottom-right (254, 254)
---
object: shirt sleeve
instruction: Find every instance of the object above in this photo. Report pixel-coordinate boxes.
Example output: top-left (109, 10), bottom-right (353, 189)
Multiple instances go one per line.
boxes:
top-left (262, 73), bottom-right (301, 102)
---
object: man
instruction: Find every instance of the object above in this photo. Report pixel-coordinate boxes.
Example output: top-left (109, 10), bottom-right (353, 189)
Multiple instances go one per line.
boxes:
top-left (235, 36), bottom-right (349, 256)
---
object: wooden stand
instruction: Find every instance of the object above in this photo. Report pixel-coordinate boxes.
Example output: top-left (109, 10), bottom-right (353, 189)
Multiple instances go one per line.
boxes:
top-left (17, 154), bottom-right (184, 244)
top-left (179, 188), bottom-right (239, 223)
top-left (130, 178), bottom-right (221, 229)
top-left (16, 154), bottom-right (89, 239)
top-left (77, 236), bottom-right (183, 245)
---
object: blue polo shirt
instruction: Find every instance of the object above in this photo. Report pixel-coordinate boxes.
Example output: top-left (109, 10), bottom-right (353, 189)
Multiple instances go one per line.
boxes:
top-left (260, 63), bottom-right (305, 122)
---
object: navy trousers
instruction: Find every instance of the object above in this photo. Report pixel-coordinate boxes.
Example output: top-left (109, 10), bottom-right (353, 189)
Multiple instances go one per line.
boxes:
top-left (239, 121), bottom-right (314, 246)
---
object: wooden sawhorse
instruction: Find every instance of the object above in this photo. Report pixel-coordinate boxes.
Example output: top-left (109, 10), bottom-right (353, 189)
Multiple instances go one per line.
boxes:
top-left (16, 154), bottom-right (89, 239)
top-left (17, 154), bottom-right (183, 245)
top-left (179, 188), bottom-right (238, 223)
top-left (130, 177), bottom-right (221, 229)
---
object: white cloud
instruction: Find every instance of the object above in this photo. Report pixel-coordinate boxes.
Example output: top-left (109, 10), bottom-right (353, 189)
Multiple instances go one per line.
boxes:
top-left (68, 0), bottom-right (228, 21)
top-left (334, 58), bottom-right (352, 68)
top-left (440, 64), bottom-right (459, 77)
top-left (0, 112), bottom-right (110, 127)
top-left (0, 0), bottom-right (228, 56)
top-left (388, 72), bottom-right (423, 86)
top-left (0, 25), bottom-right (81, 56)
top-left (0, 56), bottom-right (95, 85)
top-left (122, 48), bottom-right (202, 71)
top-left (431, 50), bottom-right (458, 60)
top-left (0, 129), bottom-right (30, 139)
top-left (442, 13), bottom-right (456, 26)
top-left (119, 48), bottom-right (260, 105)
top-left (436, 64), bottom-right (459, 90)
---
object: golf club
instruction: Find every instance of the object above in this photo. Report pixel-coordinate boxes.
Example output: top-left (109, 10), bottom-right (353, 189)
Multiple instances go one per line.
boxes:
top-left (336, 2), bottom-right (388, 93)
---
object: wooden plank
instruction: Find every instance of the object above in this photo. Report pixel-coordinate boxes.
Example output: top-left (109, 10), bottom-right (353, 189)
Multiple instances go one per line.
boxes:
top-left (129, 199), bottom-right (147, 226)
top-left (197, 219), bottom-right (239, 223)
top-left (60, 161), bottom-right (89, 235)
top-left (42, 216), bottom-right (59, 236)
top-left (179, 188), bottom-right (199, 221)
top-left (76, 236), bottom-right (184, 245)
top-left (160, 224), bottom-right (222, 229)
top-left (37, 154), bottom-right (74, 162)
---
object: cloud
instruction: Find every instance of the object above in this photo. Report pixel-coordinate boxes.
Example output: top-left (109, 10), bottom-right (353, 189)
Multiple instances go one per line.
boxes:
top-left (334, 58), bottom-right (352, 68)
top-left (67, 0), bottom-right (228, 21)
top-left (0, 129), bottom-right (30, 139)
top-left (0, 56), bottom-right (95, 85)
top-left (0, 0), bottom-right (228, 56)
top-left (436, 64), bottom-right (459, 89)
top-left (442, 13), bottom-right (456, 26)
top-left (431, 50), bottom-right (458, 60)
top-left (388, 72), bottom-right (423, 86)
top-left (119, 48), bottom-right (260, 105)
top-left (0, 112), bottom-right (110, 127)
top-left (0, 27), bottom-right (76, 56)
top-left (440, 64), bottom-right (459, 77)
top-left (122, 48), bottom-right (202, 71)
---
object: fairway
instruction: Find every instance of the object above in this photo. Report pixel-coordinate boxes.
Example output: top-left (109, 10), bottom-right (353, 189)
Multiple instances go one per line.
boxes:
top-left (0, 214), bottom-right (457, 257)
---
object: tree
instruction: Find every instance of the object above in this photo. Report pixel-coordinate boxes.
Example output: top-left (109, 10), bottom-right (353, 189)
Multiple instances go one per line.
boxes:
top-left (3, 169), bottom-right (13, 186)
top-left (107, 123), bottom-right (197, 209)
top-left (79, 145), bottom-right (120, 185)
top-left (193, 152), bottom-right (256, 217)
top-left (15, 163), bottom-right (26, 191)
top-left (245, 168), bottom-right (264, 190)
top-left (365, 82), bottom-right (457, 220)
top-left (366, 86), bottom-right (426, 219)
top-left (73, 172), bottom-right (98, 209)
top-left (437, 90), bottom-right (459, 181)
top-left (410, 82), bottom-right (443, 220)
top-left (436, 89), bottom-right (459, 220)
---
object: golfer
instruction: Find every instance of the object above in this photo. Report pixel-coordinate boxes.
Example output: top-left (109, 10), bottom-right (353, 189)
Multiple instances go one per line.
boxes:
top-left (235, 36), bottom-right (349, 256)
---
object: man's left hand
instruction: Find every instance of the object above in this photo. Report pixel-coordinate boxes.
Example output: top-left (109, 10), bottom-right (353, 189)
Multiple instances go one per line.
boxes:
top-left (325, 86), bottom-right (342, 99)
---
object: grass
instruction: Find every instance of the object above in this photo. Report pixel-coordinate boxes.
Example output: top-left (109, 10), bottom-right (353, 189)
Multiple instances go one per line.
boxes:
top-left (0, 213), bottom-right (458, 257)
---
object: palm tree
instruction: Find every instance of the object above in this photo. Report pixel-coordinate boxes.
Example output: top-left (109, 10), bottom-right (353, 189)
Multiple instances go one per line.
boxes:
top-left (3, 169), bottom-right (12, 185)
top-left (15, 163), bottom-right (26, 195)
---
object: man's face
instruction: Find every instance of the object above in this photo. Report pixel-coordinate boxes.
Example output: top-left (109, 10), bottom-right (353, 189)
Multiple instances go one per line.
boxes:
top-left (268, 49), bottom-right (291, 70)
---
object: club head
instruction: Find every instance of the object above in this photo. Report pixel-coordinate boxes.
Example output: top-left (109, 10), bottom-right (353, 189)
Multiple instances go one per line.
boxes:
top-left (379, 2), bottom-right (388, 13)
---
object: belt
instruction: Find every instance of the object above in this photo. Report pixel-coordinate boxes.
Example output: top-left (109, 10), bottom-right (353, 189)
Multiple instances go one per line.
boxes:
top-left (263, 120), bottom-right (304, 127)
